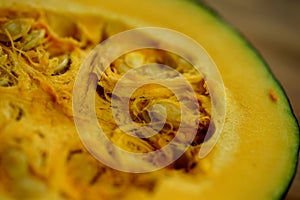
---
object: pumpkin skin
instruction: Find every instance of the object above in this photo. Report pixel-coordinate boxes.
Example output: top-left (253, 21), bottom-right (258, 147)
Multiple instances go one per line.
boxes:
top-left (0, 0), bottom-right (298, 200)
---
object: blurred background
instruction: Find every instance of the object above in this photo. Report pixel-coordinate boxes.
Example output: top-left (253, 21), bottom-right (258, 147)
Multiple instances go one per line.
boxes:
top-left (199, 0), bottom-right (300, 199)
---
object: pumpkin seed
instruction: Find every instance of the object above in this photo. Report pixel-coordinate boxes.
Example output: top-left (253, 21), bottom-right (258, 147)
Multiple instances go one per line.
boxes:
top-left (23, 29), bottom-right (46, 50)
top-left (53, 55), bottom-right (70, 75)
top-left (0, 19), bottom-right (32, 42)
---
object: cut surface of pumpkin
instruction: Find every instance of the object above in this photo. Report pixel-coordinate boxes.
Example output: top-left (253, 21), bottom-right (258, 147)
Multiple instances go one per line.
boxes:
top-left (0, 0), bottom-right (298, 200)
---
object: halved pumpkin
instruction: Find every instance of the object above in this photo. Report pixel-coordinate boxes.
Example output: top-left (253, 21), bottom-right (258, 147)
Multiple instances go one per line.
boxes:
top-left (0, 0), bottom-right (298, 200)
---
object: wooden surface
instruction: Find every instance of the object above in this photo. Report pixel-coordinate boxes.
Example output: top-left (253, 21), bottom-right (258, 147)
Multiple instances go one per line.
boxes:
top-left (201, 0), bottom-right (300, 199)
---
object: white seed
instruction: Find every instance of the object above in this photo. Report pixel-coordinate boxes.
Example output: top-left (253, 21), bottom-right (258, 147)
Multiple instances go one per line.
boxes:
top-left (53, 55), bottom-right (69, 75)
top-left (23, 29), bottom-right (46, 50)
top-left (124, 52), bottom-right (145, 68)
top-left (0, 19), bottom-right (32, 42)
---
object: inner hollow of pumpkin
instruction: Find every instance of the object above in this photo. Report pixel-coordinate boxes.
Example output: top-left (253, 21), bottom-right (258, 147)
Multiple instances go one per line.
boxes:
top-left (95, 49), bottom-right (212, 170)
